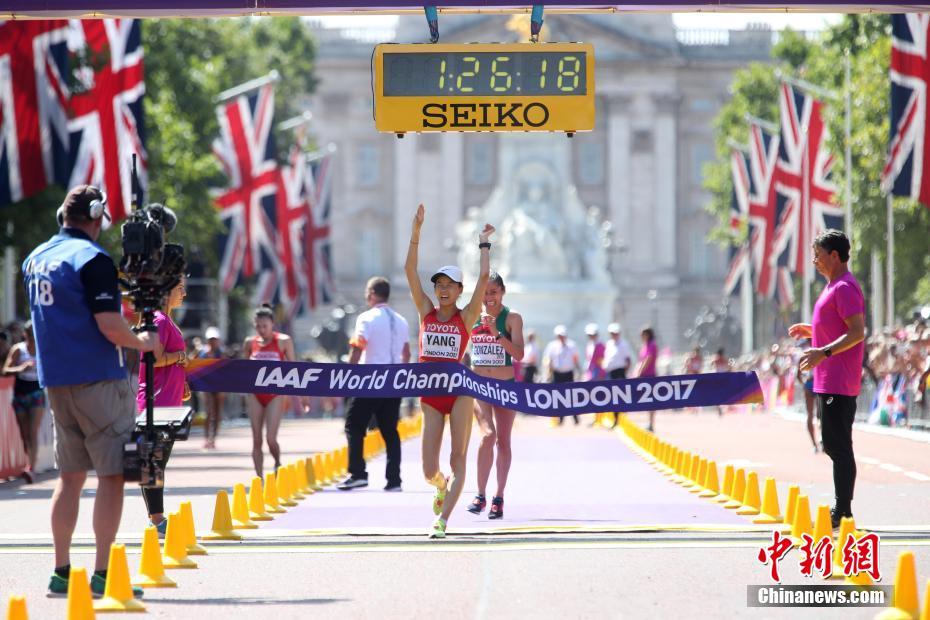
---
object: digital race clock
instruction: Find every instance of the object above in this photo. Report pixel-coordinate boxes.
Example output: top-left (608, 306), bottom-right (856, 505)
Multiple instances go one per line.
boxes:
top-left (372, 43), bottom-right (595, 135)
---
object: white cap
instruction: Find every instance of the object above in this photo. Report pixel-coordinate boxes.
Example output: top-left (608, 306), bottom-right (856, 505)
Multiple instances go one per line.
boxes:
top-left (554, 324), bottom-right (568, 337)
top-left (205, 326), bottom-right (221, 340)
top-left (584, 322), bottom-right (598, 336)
top-left (608, 322), bottom-right (621, 334)
top-left (430, 265), bottom-right (463, 284)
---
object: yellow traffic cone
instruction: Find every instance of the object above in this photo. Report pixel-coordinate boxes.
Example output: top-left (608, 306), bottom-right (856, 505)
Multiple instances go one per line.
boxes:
top-left (315, 453), bottom-right (331, 485)
top-left (831, 517), bottom-right (857, 579)
top-left (724, 469), bottom-right (746, 509)
top-left (276, 468), bottom-right (298, 507)
top-left (162, 512), bottom-right (197, 569)
top-left (918, 579), bottom-right (929, 620)
top-left (736, 472), bottom-right (762, 516)
top-left (231, 483), bottom-right (258, 529)
top-left (264, 473), bottom-right (286, 513)
top-left (66, 567), bottom-right (95, 620)
top-left (811, 505), bottom-right (833, 545)
top-left (753, 477), bottom-right (782, 524)
top-left (180, 501), bottom-right (208, 556)
top-left (339, 447), bottom-right (349, 476)
top-left (93, 543), bottom-right (145, 612)
top-left (790, 495), bottom-right (813, 546)
top-left (305, 458), bottom-right (321, 492)
top-left (875, 551), bottom-right (919, 619)
top-left (132, 525), bottom-right (176, 588)
top-left (248, 477), bottom-right (274, 521)
top-left (681, 454), bottom-right (700, 488)
top-left (699, 461), bottom-right (721, 498)
top-left (295, 459), bottom-right (313, 494)
top-left (689, 459), bottom-right (708, 494)
top-left (845, 549), bottom-right (874, 588)
top-left (201, 490), bottom-right (243, 541)
top-left (783, 485), bottom-right (800, 527)
top-left (717, 464), bottom-right (735, 503)
top-left (287, 464), bottom-right (306, 500)
top-left (7, 595), bottom-right (27, 620)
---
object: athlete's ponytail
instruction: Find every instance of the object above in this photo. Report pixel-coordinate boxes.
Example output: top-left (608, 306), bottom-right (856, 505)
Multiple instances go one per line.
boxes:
top-left (488, 271), bottom-right (505, 292)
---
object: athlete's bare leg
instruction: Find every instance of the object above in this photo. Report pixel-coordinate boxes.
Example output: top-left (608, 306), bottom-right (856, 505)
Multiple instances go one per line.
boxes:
top-left (421, 404), bottom-right (446, 485)
top-left (441, 396), bottom-right (475, 522)
top-left (264, 396), bottom-right (286, 472)
top-left (474, 400), bottom-right (496, 497)
top-left (492, 406), bottom-right (516, 498)
top-left (804, 390), bottom-right (818, 452)
top-left (246, 395), bottom-right (267, 478)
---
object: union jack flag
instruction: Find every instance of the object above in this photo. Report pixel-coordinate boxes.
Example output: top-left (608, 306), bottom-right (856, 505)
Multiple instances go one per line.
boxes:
top-left (303, 149), bottom-right (336, 309)
top-left (212, 82), bottom-right (281, 296)
top-left (724, 147), bottom-right (751, 297)
top-left (65, 19), bottom-right (147, 222)
top-left (773, 82), bottom-right (842, 285)
top-left (0, 20), bottom-right (70, 207)
top-left (744, 122), bottom-right (787, 303)
top-left (276, 143), bottom-right (311, 319)
top-left (882, 14), bottom-right (930, 209)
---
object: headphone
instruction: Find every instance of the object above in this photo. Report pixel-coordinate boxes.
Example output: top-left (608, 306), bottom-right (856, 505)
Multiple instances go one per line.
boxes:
top-left (87, 191), bottom-right (107, 220)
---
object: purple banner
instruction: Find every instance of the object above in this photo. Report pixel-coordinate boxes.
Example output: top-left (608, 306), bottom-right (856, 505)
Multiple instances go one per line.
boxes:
top-left (186, 359), bottom-right (763, 417)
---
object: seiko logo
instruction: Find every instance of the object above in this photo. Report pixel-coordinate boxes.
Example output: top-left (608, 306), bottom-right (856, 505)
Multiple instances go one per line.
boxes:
top-left (421, 102), bottom-right (550, 129)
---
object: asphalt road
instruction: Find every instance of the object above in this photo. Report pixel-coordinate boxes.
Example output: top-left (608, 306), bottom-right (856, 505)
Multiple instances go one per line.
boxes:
top-left (1, 408), bottom-right (928, 619)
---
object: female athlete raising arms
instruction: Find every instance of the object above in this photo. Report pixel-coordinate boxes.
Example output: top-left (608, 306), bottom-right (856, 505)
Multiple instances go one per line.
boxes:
top-left (405, 203), bottom-right (493, 539)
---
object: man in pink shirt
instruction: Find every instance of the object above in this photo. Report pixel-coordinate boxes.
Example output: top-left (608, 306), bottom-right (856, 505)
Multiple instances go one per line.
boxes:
top-left (789, 230), bottom-right (865, 528)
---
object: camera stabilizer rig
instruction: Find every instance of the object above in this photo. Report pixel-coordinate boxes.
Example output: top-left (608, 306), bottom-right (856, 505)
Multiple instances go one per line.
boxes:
top-left (120, 155), bottom-right (193, 489)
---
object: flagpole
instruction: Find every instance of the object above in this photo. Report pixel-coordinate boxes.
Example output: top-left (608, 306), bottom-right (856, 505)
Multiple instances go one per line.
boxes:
top-left (886, 193), bottom-right (895, 328)
top-left (741, 260), bottom-right (753, 355)
top-left (776, 71), bottom-right (839, 102)
top-left (743, 113), bottom-right (778, 134)
top-left (844, 49), bottom-right (854, 266)
top-left (215, 70), bottom-right (280, 103)
top-left (278, 110), bottom-right (313, 132)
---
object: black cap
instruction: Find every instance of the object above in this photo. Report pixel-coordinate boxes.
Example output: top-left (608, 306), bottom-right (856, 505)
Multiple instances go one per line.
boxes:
top-left (60, 185), bottom-right (109, 222)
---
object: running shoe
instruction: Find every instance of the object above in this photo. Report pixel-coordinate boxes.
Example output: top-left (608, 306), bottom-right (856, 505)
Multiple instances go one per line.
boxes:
top-left (830, 507), bottom-right (853, 530)
top-left (47, 572), bottom-right (69, 598)
top-left (384, 482), bottom-right (402, 492)
top-left (149, 518), bottom-right (168, 539)
top-left (466, 494), bottom-right (486, 515)
top-left (429, 518), bottom-right (447, 539)
top-left (432, 477), bottom-right (449, 516)
top-left (337, 476), bottom-right (369, 490)
top-left (90, 573), bottom-right (144, 599)
top-left (488, 496), bottom-right (504, 520)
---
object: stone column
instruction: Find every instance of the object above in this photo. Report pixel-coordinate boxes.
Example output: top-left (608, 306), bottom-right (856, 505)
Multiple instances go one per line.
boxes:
top-left (653, 93), bottom-right (679, 274)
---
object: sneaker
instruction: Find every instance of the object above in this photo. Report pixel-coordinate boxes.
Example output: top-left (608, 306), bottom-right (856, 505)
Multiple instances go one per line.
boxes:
top-left (149, 518), bottom-right (168, 539)
top-left (830, 507), bottom-right (852, 529)
top-left (488, 496), bottom-right (504, 520)
top-left (466, 494), bottom-right (486, 515)
top-left (47, 572), bottom-right (69, 598)
top-left (336, 476), bottom-right (369, 491)
top-left (90, 573), bottom-right (144, 599)
top-left (429, 518), bottom-right (447, 539)
top-left (22, 470), bottom-right (35, 484)
top-left (432, 477), bottom-right (449, 516)
top-left (383, 482), bottom-right (402, 492)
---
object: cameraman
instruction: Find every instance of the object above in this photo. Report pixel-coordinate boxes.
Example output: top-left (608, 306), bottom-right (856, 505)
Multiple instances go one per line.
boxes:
top-left (23, 185), bottom-right (154, 597)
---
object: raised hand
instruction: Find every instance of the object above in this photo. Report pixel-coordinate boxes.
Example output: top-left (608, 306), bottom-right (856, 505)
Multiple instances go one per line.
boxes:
top-left (479, 223), bottom-right (495, 243)
top-left (412, 203), bottom-right (425, 233)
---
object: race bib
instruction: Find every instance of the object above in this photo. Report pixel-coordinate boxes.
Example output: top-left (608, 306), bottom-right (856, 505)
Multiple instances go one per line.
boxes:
top-left (471, 335), bottom-right (506, 367)
top-left (421, 329), bottom-right (462, 360)
top-left (252, 351), bottom-right (282, 361)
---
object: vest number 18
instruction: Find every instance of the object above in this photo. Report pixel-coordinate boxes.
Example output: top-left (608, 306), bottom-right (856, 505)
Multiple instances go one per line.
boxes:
top-left (35, 280), bottom-right (54, 306)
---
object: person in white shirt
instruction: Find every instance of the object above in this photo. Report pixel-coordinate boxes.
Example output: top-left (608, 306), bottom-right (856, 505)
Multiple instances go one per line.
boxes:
top-left (543, 325), bottom-right (580, 425)
top-left (603, 323), bottom-right (632, 380)
top-left (521, 330), bottom-right (539, 383)
top-left (603, 323), bottom-right (633, 428)
top-left (338, 277), bottom-right (411, 491)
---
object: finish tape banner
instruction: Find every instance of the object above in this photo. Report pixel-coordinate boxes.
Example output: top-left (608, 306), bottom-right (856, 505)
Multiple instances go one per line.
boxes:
top-left (186, 359), bottom-right (763, 417)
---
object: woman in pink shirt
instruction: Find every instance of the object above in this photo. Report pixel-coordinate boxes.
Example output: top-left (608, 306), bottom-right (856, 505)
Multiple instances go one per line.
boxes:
top-left (137, 277), bottom-right (188, 535)
top-left (635, 327), bottom-right (658, 432)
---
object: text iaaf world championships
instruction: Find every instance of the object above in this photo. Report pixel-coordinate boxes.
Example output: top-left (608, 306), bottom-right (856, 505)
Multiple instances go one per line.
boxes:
top-left (252, 365), bottom-right (697, 410)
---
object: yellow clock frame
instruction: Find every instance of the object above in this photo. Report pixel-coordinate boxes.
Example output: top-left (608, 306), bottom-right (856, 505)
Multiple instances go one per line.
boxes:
top-left (372, 42), bottom-right (596, 135)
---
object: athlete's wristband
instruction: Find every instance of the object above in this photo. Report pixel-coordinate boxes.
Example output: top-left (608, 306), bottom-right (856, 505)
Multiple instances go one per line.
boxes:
top-left (478, 242), bottom-right (491, 249)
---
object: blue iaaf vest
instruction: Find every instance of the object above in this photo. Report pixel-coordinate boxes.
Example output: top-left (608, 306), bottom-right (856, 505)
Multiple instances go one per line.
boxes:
top-left (23, 231), bottom-right (126, 388)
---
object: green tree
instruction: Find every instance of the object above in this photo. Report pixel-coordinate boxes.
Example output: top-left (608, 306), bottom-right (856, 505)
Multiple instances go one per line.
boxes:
top-left (1, 18), bottom-right (319, 319)
top-left (705, 15), bottom-right (930, 323)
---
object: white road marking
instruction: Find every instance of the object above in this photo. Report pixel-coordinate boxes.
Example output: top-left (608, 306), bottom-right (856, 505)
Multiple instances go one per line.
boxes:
top-left (905, 471), bottom-right (930, 482)
top-left (859, 455), bottom-right (929, 482)
top-left (879, 463), bottom-right (904, 473)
